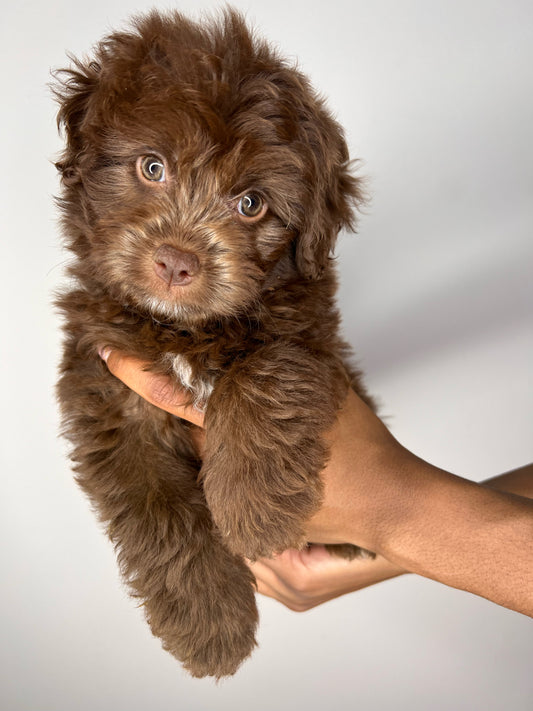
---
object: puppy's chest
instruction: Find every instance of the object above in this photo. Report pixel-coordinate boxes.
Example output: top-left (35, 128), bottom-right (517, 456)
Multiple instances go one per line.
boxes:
top-left (168, 353), bottom-right (215, 410)
top-left (164, 328), bottom-right (270, 410)
top-left (162, 332), bottom-right (251, 409)
top-left (156, 317), bottom-right (278, 410)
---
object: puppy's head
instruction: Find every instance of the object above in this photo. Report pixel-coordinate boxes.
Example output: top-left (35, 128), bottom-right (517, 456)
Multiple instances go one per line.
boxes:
top-left (54, 9), bottom-right (363, 323)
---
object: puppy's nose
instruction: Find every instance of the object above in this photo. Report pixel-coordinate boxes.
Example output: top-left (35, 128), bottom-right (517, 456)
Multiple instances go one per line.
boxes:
top-left (153, 244), bottom-right (200, 286)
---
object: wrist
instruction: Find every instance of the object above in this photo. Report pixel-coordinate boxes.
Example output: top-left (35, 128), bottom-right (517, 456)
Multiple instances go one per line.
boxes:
top-left (340, 440), bottom-right (424, 554)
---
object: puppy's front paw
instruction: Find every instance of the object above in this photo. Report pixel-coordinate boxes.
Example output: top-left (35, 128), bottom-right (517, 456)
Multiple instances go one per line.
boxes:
top-left (201, 343), bottom-right (346, 559)
top-left (203, 455), bottom-right (322, 559)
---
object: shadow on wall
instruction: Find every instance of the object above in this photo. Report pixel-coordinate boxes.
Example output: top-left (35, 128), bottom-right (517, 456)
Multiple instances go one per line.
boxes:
top-left (339, 240), bottom-right (532, 376)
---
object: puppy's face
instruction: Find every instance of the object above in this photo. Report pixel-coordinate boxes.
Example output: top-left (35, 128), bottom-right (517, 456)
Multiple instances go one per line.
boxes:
top-left (71, 107), bottom-right (299, 323)
top-left (55, 11), bottom-right (362, 324)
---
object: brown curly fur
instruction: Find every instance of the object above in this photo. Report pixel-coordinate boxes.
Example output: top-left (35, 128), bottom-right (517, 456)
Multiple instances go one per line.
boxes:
top-left (54, 8), bottom-right (374, 678)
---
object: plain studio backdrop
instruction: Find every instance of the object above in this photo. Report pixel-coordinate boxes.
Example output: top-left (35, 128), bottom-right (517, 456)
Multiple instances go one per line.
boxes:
top-left (1, 1), bottom-right (531, 709)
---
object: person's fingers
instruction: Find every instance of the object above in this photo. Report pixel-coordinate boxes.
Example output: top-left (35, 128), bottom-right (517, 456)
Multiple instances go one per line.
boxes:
top-left (246, 553), bottom-right (335, 611)
top-left (247, 558), bottom-right (303, 607)
top-left (246, 561), bottom-right (277, 597)
top-left (99, 348), bottom-right (205, 428)
top-left (247, 559), bottom-right (283, 593)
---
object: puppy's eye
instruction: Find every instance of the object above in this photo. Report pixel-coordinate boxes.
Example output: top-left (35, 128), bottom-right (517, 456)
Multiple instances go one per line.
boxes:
top-left (237, 193), bottom-right (267, 220)
top-left (138, 155), bottom-right (166, 182)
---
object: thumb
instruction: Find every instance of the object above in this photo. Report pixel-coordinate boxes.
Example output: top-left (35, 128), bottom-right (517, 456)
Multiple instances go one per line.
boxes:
top-left (99, 348), bottom-right (205, 428)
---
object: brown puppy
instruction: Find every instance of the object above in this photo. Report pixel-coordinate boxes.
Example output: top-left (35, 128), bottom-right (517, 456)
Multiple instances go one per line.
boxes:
top-left (54, 8), bottom-right (373, 678)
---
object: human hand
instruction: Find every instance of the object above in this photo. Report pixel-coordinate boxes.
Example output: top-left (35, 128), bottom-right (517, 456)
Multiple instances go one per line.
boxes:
top-left (100, 348), bottom-right (533, 616)
top-left (248, 545), bottom-right (404, 611)
top-left (99, 348), bottom-right (406, 607)
top-left (100, 348), bottom-right (403, 552)
top-left (99, 347), bottom-right (206, 449)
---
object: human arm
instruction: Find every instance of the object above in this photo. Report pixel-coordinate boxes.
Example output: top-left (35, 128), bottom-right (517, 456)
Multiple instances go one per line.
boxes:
top-left (305, 390), bottom-right (533, 615)
top-left (247, 463), bottom-right (533, 611)
top-left (100, 349), bottom-right (533, 615)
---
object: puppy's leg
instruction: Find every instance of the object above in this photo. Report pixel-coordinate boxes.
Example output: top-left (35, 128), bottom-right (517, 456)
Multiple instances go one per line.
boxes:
top-left (202, 342), bottom-right (348, 560)
top-left (59, 361), bottom-right (257, 678)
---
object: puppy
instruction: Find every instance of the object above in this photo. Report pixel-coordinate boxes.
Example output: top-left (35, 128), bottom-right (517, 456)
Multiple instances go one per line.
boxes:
top-left (54, 8), bottom-right (374, 678)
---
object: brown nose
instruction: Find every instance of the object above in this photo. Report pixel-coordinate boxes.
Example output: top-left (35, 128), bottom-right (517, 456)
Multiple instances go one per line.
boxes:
top-left (153, 244), bottom-right (200, 286)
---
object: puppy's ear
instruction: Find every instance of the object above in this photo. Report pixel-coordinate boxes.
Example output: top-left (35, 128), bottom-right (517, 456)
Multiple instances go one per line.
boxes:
top-left (52, 57), bottom-right (101, 185)
top-left (295, 107), bottom-right (365, 280)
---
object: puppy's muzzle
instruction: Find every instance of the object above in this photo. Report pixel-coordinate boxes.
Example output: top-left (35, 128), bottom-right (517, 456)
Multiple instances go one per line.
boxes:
top-left (153, 244), bottom-right (200, 286)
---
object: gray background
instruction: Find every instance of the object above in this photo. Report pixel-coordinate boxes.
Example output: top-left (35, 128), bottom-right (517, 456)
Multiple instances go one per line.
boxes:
top-left (1, 0), bottom-right (532, 709)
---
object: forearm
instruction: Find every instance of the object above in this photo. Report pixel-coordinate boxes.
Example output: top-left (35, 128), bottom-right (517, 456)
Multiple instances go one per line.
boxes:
top-left (252, 465), bottom-right (533, 612)
top-left (308, 465), bottom-right (533, 601)
top-left (368, 451), bottom-right (533, 616)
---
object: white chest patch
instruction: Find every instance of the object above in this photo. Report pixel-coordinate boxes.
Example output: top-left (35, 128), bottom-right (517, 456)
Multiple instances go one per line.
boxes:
top-left (170, 354), bottom-right (214, 410)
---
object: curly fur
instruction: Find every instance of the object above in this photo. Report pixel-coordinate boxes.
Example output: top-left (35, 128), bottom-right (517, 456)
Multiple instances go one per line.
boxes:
top-left (54, 8), bottom-right (374, 678)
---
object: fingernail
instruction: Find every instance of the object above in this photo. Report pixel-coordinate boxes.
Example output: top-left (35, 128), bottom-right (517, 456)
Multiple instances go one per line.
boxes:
top-left (98, 346), bottom-right (112, 363)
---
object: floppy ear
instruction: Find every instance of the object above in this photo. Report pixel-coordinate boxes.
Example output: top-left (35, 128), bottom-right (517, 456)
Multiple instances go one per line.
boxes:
top-left (294, 107), bottom-right (365, 280)
top-left (52, 57), bottom-right (101, 185)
